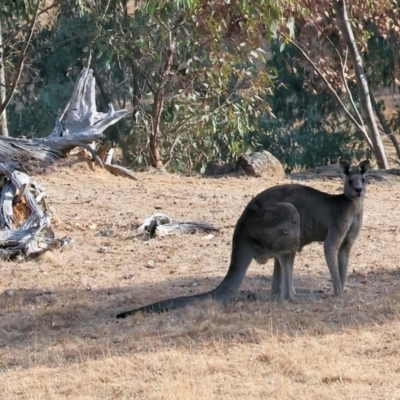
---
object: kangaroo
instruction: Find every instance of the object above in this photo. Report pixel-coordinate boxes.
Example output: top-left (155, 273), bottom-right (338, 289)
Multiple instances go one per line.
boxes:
top-left (116, 160), bottom-right (370, 318)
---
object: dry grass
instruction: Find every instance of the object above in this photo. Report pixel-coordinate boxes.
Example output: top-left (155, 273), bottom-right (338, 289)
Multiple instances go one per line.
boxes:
top-left (1, 157), bottom-right (400, 399)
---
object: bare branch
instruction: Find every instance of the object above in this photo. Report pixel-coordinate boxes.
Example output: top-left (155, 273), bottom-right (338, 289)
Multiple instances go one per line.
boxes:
top-left (164, 90), bottom-right (238, 167)
top-left (333, 0), bottom-right (388, 168)
top-left (25, 34), bottom-right (93, 59)
top-left (0, 1), bottom-right (60, 50)
top-left (341, 48), bottom-right (364, 127)
top-left (289, 38), bottom-right (374, 149)
top-left (139, 71), bottom-right (155, 95)
top-left (159, 35), bottom-right (175, 90)
top-left (0, 1), bottom-right (40, 118)
top-left (308, 16), bottom-right (365, 129)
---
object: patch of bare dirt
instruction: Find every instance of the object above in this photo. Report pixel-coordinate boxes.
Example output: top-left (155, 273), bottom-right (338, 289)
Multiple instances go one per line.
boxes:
top-left (1, 157), bottom-right (400, 399)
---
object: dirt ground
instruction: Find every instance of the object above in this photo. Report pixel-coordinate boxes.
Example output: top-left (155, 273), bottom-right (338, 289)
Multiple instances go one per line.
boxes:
top-left (1, 157), bottom-right (400, 399)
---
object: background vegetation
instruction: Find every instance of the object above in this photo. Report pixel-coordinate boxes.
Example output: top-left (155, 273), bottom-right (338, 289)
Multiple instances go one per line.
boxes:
top-left (1, 0), bottom-right (400, 172)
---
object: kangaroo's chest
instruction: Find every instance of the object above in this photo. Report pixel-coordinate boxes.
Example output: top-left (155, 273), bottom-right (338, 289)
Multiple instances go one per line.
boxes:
top-left (300, 209), bottom-right (362, 249)
top-left (344, 213), bottom-right (362, 242)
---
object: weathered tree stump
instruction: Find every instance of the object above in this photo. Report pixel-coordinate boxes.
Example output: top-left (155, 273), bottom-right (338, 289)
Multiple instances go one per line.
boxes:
top-left (0, 68), bottom-right (136, 259)
top-left (0, 68), bottom-right (132, 173)
top-left (0, 164), bottom-right (71, 259)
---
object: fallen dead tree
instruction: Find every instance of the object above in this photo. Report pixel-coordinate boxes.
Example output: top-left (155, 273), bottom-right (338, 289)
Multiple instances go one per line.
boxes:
top-left (0, 163), bottom-right (71, 259)
top-left (0, 68), bottom-right (135, 259)
top-left (137, 213), bottom-right (219, 239)
top-left (0, 68), bottom-right (132, 176)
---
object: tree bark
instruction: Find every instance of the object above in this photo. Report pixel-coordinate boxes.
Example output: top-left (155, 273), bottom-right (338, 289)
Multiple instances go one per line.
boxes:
top-left (150, 89), bottom-right (165, 169)
top-left (148, 42), bottom-right (174, 170)
top-left (0, 163), bottom-right (71, 259)
top-left (333, 0), bottom-right (389, 169)
top-left (0, 2), bottom-right (40, 119)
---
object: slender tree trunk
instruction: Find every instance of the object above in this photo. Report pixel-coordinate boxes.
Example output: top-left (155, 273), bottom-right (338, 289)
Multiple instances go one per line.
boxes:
top-left (333, 0), bottom-right (388, 169)
top-left (0, 2), bottom-right (39, 119)
top-left (0, 20), bottom-right (9, 137)
top-left (130, 63), bottom-right (142, 124)
top-left (149, 89), bottom-right (164, 169)
top-left (148, 43), bottom-right (174, 170)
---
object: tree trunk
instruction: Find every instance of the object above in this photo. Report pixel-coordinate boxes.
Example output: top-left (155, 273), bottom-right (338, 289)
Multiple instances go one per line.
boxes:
top-left (0, 2), bottom-right (39, 119)
top-left (147, 42), bottom-right (174, 170)
top-left (333, 0), bottom-right (389, 169)
top-left (0, 69), bottom-right (131, 169)
top-left (149, 89), bottom-right (165, 170)
top-left (0, 20), bottom-right (9, 137)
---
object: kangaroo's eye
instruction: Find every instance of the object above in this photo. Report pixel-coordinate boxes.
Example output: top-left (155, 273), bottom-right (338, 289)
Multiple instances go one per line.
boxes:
top-left (348, 179), bottom-right (353, 185)
top-left (362, 178), bottom-right (365, 183)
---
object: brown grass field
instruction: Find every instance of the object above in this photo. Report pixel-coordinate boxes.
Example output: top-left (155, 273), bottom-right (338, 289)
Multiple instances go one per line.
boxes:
top-left (1, 157), bottom-right (400, 399)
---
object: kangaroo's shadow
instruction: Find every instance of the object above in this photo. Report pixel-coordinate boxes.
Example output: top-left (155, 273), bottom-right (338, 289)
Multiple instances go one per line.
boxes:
top-left (1, 269), bottom-right (399, 371)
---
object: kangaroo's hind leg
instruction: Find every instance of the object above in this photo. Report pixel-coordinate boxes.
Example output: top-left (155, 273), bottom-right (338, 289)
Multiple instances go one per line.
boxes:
top-left (275, 252), bottom-right (296, 301)
top-left (272, 255), bottom-right (325, 300)
top-left (271, 257), bottom-right (282, 297)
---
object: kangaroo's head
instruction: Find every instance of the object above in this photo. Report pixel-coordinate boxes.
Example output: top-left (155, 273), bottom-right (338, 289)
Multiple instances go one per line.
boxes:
top-left (340, 160), bottom-right (370, 199)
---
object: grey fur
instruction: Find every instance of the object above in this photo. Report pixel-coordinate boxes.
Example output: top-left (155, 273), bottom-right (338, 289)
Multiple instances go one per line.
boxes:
top-left (116, 160), bottom-right (370, 317)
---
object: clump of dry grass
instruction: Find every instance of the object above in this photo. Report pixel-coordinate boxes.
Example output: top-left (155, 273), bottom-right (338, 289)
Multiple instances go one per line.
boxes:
top-left (1, 158), bottom-right (400, 399)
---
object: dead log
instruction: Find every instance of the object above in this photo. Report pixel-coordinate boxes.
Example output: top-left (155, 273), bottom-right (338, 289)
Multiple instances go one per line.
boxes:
top-left (0, 68), bottom-right (131, 171)
top-left (103, 163), bottom-right (140, 181)
top-left (0, 163), bottom-right (71, 259)
top-left (0, 68), bottom-right (141, 259)
top-left (0, 68), bottom-right (138, 259)
top-left (137, 213), bottom-right (218, 239)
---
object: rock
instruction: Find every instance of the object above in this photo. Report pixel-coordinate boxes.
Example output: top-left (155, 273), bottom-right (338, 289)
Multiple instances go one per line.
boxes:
top-left (146, 260), bottom-right (155, 269)
top-left (204, 158), bottom-right (235, 177)
top-left (236, 150), bottom-right (285, 179)
top-left (314, 164), bottom-right (342, 176)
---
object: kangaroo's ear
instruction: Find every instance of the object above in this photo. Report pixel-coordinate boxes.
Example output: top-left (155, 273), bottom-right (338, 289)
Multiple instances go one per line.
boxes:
top-left (340, 160), bottom-right (351, 175)
top-left (358, 159), bottom-right (370, 175)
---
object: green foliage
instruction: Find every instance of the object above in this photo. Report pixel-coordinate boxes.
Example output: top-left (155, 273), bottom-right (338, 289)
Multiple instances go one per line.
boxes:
top-left (364, 22), bottom-right (398, 89)
top-left (7, 6), bottom-right (93, 137)
top-left (247, 44), bottom-right (372, 172)
top-left (251, 118), bottom-right (370, 173)
top-left (1, 0), bottom-right (377, 171)
top-left (1, 0), bottom-right (41, 19)
top-left (363, 18), bottom-right (400, 148)
top-left (93, 0), bottom-right (283, 170)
